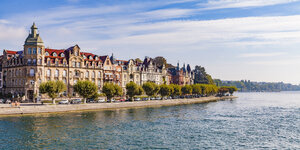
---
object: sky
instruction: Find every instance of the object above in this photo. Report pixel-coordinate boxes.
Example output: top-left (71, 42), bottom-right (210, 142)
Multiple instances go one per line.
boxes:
top-left (0, 0), bottom-right (300, 84)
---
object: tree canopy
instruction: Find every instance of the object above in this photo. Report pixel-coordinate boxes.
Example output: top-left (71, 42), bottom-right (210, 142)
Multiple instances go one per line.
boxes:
top-left (39, 80), bottom-right (66, 104)
top-left (73, 80), bottom-right (98, 103)
top-left (126, 82), bottom-right (143, 101)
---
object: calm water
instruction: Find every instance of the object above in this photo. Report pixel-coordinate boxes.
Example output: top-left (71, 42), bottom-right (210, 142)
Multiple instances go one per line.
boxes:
top-left (0, 92), bottom-right (299, 149)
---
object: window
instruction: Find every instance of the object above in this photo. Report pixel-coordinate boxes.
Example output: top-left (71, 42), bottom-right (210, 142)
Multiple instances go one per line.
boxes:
top-left (63, 78), bottom-right (67, 84)
top-left (77, 62), bottom-right (81, 68)
top-left (63, 70), bottom-right (67, 77)
top-left (38, 59), bottom-right (42, 65)
top-left (85, 71), bottom-right (89, 78)
top-left (63, 61), bottom-right (66, 67)
top-left (55, 61), bottom-right (58, 66)
top-left (30, 69), bottom-right (35, 77)
top-left (47, 69), bottom-right (51, 77)
top-left (38, 48), bottom-right (42, 54)
top-left (74, 79), bottom-right (78, 84)
top-left (74, 51), bottom-right (78, 56)
top-left (61, 53), bottom-right (65, 57)
top-left (27, 59), bottom-right (31, 65)
top-left (47, 60), bottom-right (50, 66)
top-left (55, 70), bottom-right (59, 77)
top-left (28, 48), bottom-right (32, 54)
top-left (72, 61), bottom-right (75, 67)
top-left (45, 52), bottom-right (49, 56)
top-left (92, 72), bottom-right (95, 78)
top-left (83, 55), bottom-right (87, 59)
top-left (53, 52), bottom-right (57, 57)
top-left (95, 57), bottom-right (99, 60)
top-left (75, 71), bottom-right (80, 77)
top-left (98, 71), bottom-right (101, 78)
top-left (89, 56), bottom-right (93, 60)
top-left (98, 79), bottom-right (101, 86)
top-left (32, 48), bottom-right (37, 54)
top-left (33, 59), bottom-right (36, 65)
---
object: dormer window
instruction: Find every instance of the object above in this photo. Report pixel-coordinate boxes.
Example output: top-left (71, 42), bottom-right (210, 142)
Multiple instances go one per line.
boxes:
top-left (83, 55), bottom-right (87, 59)
top-left (61, 53), bottom-right (65, 57)
top-left (95, 57), bottom-right (99, 60)
top-left (89, 56), bottom-right (93, 60)
top-left (45, 52), bottom-right (49, 56)
top-left (53, 52), bottom-right (57, 57)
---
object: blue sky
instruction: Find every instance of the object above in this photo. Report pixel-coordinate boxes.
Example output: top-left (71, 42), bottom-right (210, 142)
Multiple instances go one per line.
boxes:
top-left (1, 0), bottom-right (300, 84)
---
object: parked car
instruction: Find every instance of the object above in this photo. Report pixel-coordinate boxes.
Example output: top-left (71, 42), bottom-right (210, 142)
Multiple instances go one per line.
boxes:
top-left (119, 98), bottom-right (126, 102)
top-left (142, 97), bottom-right (149, 101)
top-left (71, 99), bottom-right (82, 104)
top-left (134, 97), bottom-right (141, 101)
top-left (59, 100), bottom-right (69, 104)
top-left (5, 100), bottom-right (12, 104)
top-left (150, 97), bottom-right (156, 100)
top-left (155, 97), bottom-right (162, 100)
top-left (97, 98), bottom-right (106, 103)
top-left (107, 98), bottom-right (115, 102)
top-left (87, 98), bottom-right (95, 103)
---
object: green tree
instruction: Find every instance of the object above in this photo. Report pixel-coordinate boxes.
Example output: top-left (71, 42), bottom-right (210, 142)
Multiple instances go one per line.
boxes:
top-left (102, 83), bottom-right (122, 102)
top-left (170, 84), bottom-right (181, 97)
top-left (159, 84), bottom-right (171, 98)
top-left (142, 82), bottom-right (159, 99)
top-left (181, 85), bottom-right (192, 96)
top-left (228, 86), bottom-right (238, 95)
top-left (192, 84), bottom-right (202, 95)
top-left (73, 80), bottom-right (97, 103)
top-left (126, 82), bottom-right (143, 101)
top-left (39, 81), bottom-right (66, 104)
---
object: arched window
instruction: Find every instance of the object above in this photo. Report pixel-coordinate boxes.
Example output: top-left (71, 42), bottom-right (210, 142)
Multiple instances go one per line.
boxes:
top-left (92, 72), bottom-right (95, 78)
top-left (53, 52), bottom-right (57, 57)
top-left (98, 71), bottom-right (101, 78)
top-left (45, 52), bottom-right (49, 56)
top-left (63, 70), bottom-right (67, 77)
top-left (77, 62), bottom-right (81, 68)
top-left (85, 71), bottom-right (89, 78)
top-left (38, 48), bottom-right (42, 54)
top-left (47, 69), bottom-right (51, 77)
top-left (55, 69), bottom-right (59, 77)
top-left (27, 59), bottom-right (31, 65)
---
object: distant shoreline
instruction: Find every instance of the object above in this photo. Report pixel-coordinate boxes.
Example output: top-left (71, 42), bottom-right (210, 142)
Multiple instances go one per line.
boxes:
top-left (0, 96), bottom-right (237, 116)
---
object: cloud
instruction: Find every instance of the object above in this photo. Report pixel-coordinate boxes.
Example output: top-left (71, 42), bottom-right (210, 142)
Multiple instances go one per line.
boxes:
top-left (238, 52), bottom-right (286, 58)
top-left (200, 0), bottom-right (300, 10)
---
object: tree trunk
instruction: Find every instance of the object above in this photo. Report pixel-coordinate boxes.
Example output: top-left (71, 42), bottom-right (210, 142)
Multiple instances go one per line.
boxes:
top-left (52, 98), bottom-right (55, 104)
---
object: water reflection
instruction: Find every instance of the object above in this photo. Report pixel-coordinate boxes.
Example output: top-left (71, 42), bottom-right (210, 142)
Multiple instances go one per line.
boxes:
top-left (0, 92), bottom-right (300, 149)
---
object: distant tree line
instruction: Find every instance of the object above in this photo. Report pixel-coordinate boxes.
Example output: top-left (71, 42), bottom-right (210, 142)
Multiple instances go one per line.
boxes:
top-left (214, 79), bottom-right (300, 92)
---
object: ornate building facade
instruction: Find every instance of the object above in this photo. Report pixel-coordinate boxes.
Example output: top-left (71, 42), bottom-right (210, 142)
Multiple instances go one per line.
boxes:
top-left (0, 23), bottom-right (194, 102)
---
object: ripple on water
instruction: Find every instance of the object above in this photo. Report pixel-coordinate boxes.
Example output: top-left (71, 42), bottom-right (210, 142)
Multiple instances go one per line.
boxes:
top-left (0, 92), bottom-right (300, 149)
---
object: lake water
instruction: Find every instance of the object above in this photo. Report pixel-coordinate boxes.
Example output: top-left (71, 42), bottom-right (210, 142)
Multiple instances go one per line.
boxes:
top-left (0, 92), bottom-right (299, 149)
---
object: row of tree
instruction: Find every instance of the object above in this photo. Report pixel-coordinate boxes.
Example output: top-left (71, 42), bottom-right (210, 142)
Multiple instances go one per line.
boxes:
top-left (39, 80), bottom-right (237, 104)
top-left (214, 79), bottom-right (300, 92)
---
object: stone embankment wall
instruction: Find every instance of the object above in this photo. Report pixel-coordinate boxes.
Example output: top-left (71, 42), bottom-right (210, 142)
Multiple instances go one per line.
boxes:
top-left (0, 96), bottom-right (237, 116)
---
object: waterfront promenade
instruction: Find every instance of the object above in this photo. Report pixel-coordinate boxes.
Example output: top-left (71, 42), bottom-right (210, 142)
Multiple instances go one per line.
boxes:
top-left (0, 96), bottom-right (237, 116)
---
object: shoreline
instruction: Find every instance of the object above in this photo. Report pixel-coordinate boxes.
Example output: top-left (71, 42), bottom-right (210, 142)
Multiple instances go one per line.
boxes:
top-left (0, 96), bottom-right (237, 116)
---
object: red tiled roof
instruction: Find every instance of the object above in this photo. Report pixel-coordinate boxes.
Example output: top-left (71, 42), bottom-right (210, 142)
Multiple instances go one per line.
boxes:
top-left (5, 50), bottom-right (17, 55)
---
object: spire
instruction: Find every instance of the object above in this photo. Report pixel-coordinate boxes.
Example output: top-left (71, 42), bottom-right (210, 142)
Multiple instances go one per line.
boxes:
top-left (177, 61), bottom-right (179, 70)
top-left (31, 22), bottom-right (38, 38)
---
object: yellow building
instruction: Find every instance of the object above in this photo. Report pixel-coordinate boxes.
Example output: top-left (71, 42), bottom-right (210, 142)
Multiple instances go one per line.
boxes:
top-left (1, 23), bottom-right (122, 102)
